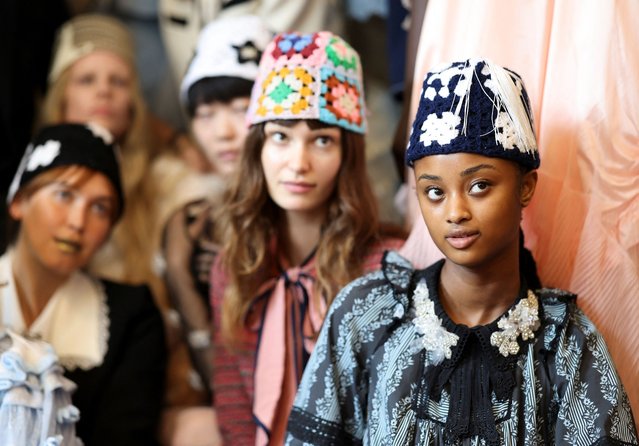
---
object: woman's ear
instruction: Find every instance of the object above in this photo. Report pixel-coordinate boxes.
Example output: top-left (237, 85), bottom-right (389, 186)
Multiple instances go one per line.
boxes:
top-left (519, 170), bottom-right (537, 207)
top-left (8, 196), bottom-right (25, 221)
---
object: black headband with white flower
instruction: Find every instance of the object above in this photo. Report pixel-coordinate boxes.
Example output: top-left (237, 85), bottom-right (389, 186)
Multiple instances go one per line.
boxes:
top-left (7, 123), bottom-right (124, 218)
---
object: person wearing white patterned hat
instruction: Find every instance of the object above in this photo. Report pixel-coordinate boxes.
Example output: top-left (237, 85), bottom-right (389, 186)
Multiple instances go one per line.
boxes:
top-left (285, 58), bottom-right (638, 445)
top-left (181, 15), bottom-right (273, 177)
top-left (161, 16), bottom-right (272, 406)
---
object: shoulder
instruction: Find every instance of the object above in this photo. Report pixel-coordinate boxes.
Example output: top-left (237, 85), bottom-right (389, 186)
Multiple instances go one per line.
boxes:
top-left (360, 234), bottom-right (406, 272)
top-left (536, 287), bottom-right (607, 353)
top-left (151, 154), bottom-right (225, 226)
top-left (327, 251), bottom-right (416, 329)
top-left (99, 280), bottom-right (166, 360)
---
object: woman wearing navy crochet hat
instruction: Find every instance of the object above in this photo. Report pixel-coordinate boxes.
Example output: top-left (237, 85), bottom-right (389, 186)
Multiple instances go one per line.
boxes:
top-left (285, 59), bottom-right (638, 445)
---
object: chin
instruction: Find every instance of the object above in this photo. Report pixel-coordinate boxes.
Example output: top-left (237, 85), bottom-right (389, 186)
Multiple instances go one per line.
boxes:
top-left (441, 249), bottom-right (487, 269)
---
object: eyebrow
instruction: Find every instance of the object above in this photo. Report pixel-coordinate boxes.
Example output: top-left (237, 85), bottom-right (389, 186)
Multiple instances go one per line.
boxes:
top-left (417, 163), bottom-right (497, 182)
top-left (417, 173), bottom-right (442, 181)
top-left (460, 163), bottom-right (497, 177)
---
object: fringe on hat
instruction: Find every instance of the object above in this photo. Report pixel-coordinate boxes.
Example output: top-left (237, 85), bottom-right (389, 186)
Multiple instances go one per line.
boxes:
top-left (480, 60), bottom-right (537, 157)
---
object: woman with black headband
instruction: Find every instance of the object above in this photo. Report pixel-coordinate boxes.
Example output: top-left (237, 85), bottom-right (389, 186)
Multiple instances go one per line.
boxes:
top-left (1, 123), bottom-right (166, 445)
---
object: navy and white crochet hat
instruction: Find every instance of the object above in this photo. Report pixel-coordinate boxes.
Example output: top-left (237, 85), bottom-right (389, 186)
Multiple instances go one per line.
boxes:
top-left (7, 123), bottom-right (124, 219)
top-left (180, 15), bottom-right (273, 104)
top-left (406, 58), bottom-right (539, 169)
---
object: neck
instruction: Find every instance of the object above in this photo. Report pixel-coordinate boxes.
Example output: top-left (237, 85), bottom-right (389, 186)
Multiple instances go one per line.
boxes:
top-left (281, 209), bottom-right (325, 266)
top-left (11, 241), bottom-right (68, 328)
top-left (439, 247), bottom-right (521, 327)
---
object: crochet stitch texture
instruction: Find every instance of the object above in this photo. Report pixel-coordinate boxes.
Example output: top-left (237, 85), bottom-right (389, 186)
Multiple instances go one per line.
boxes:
top-left (247, 31), bottom-right (367, 134)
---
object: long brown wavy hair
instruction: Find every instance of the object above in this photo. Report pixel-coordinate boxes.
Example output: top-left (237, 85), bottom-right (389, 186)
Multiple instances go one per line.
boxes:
top-left (218, 119), bottom-right (392, 341)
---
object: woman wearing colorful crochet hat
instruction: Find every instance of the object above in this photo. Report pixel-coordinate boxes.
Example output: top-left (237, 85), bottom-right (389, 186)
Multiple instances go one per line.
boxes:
top-left (1, 123), bottom-right (166, 445)
top-left (162, 15), bottom-right (272, 403)
top-left (285, 59), bottom-right (638, 445)
top-left (209, 31), bottom-right (405, 444)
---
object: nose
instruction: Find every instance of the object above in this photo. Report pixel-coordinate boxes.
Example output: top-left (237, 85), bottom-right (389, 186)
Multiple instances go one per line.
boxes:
top-left (96, 76), bottom-right (112, 97)
top-left (67, 201), bottom-right (87, 233)
top-left (288, 142), bottom-right (311, 174)
top-left (212, 110), bottom-right (237, 141)
top-left (446, 193), bottom-right (471, 224)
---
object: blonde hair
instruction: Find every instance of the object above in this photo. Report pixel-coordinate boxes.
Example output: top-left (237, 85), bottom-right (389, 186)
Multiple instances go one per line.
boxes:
top-left (39, 50), bottom-right (166, 305)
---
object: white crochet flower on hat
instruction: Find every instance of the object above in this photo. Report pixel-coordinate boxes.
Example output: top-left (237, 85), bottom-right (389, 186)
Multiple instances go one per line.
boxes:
top-left (424, 87), bottom-right (437, 100)
top-left (420, 112), bottom-right (461, 146)
top-left (86, 122), bottom-right (114, 144)
top-left (494, 112), bottom-right (517, 150)
top-left (26, 140), bottom-right (61, 171)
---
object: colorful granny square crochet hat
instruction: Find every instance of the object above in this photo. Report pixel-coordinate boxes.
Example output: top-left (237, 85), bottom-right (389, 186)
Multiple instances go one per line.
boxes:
top-left (406, 58), bottom-right (539, 169)
top-left (180, 15), bottom-right (273, 104)
top-left (247, 31), bottom-right (367, 134)
top-left (7, 123), bottom-right (124, 219)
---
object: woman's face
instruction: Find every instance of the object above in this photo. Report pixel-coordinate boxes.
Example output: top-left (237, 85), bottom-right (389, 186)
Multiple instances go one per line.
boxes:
top-left (10, 170), bottom-right (117, 279)
top-left (64, 51), bottom-right (133, 140)
top-left (191, 97), bottom-right (250, 177)
top-left (414, 152), bottom-right (537, 269)
top-left (261, 121), bottom-right (342, 221)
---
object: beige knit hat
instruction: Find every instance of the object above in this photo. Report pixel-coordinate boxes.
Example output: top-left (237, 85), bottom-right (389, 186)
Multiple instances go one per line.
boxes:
top-left (48, 14), bottom-right (136, 84)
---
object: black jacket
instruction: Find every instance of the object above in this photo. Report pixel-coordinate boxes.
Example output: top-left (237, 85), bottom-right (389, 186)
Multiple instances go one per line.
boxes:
top-left (65, 280), bottom-right (167, 445)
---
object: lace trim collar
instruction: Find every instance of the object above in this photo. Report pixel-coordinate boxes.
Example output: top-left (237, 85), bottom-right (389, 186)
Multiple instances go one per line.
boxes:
top-left (410, 260), bottom-right (541, 446)
top-left (411, 261), bottom-right (540, 362)
top-left (0, 252), bottom-right (110, 371)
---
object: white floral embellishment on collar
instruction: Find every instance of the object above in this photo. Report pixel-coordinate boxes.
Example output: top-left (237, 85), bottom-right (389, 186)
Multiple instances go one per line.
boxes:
top-left (490, 290), bottom-right (540, 357)
top-left (412, 280), bottom-right (459, 365)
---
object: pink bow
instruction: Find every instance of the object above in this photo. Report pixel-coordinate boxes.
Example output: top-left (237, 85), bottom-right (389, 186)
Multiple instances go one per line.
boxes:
top-left (250, 260), bottom-right (325, 445)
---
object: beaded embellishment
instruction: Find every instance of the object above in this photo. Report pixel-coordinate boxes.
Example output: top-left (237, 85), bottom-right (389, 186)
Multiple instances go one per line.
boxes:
top-left (413, 281), bottom-right (541, 362)
top-left (412, 280), bottom-right (459, 365)
top-left (490, 290), bottom-right (540, 357)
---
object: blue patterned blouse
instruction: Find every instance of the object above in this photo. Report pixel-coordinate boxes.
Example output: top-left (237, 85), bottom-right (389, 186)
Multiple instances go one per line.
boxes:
top-left (286, 252), bottom-right (638, 445)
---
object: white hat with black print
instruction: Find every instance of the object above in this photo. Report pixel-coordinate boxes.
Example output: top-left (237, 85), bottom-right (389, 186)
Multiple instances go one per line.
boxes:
top-left (180, 15), bottom-right (273, 104)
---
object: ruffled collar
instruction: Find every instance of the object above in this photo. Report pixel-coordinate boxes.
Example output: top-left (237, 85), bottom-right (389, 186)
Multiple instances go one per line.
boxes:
top-left (409, 259), bottom-right (541, 446)
top-left (0, 251), bottom-right (110, 371)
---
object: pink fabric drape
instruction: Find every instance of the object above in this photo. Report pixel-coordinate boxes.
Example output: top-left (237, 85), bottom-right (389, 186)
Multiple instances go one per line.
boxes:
top-left (400, 0), bottom-right (639, 417)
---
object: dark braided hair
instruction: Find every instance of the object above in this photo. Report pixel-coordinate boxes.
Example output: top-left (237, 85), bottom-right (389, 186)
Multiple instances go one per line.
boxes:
top-left (519, 228), bottom-right (541, 290)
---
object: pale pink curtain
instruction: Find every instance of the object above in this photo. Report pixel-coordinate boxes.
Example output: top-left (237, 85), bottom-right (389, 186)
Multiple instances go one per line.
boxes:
top-left (400, 0), bottom-right (639, 417)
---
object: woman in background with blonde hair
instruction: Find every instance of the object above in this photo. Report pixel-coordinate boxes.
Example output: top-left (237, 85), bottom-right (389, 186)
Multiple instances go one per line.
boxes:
top-left (39, 13), bottom-right (215, 442)
top-left (40, 13), bottom-right (163, 303)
